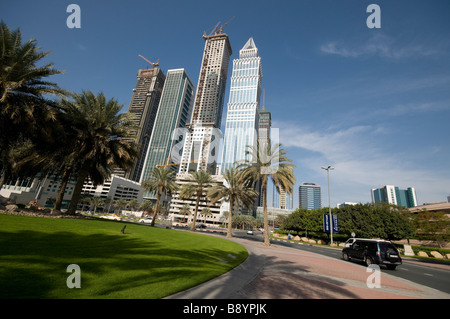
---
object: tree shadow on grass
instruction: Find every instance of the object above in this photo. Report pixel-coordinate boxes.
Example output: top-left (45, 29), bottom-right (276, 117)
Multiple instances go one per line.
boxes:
top-left (0, 228), bottom-right (247, 299)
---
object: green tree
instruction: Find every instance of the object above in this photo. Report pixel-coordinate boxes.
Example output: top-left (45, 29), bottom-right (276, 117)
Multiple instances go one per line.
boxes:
top-left (80, 196), bottom-right (92, 212)
top-left (141, 167), bottom-right (178, 227)
top-left (0, 22), bottom-right (67, 188)
top-left (91, 197), bottom-right (105, 214)
top-left (207, 168), bottom-right (258, 238)
top-left (140, 200), bottom-right (153, 218)
top-left (59, 91), bottom-right (139, 214)
top-left (127, 198), bottom-right (139, 211)
top-left (113, 199), bottom-right (128, 216)
top-left (179, 204), bottom-right (192, 224)
top-left (237, 142), bottom-right (296, 246)
top-left (180, 171), bottom-right (214, 231)
top-left (201, 207), bottom-right (213, 225)
top-left (414, 211), bottom-right (449, 248)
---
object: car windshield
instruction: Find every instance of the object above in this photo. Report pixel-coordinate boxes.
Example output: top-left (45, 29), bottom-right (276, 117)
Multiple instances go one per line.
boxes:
top-left (378, 242), bottom-right (398, 254)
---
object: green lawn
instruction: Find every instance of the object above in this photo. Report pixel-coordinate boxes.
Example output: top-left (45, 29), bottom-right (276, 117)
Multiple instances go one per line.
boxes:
top-left (0, 214), bottom-right (248, 299)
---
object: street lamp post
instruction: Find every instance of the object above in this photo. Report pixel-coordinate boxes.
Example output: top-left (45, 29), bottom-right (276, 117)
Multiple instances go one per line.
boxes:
top-left (321, 165), bottom-right (334, 246)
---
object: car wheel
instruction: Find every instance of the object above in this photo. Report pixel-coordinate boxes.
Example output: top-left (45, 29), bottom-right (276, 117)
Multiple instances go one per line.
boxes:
top-left (342, 252), bottom-right (350, 261)
top-left (364, 256), bottom-right (374, 267)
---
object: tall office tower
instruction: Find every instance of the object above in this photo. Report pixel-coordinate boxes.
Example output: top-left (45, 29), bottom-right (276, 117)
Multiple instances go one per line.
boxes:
top-left (139, 69), bottom-right (195, 199)
top-left (371, 185), bottom-right (417, 208)
top-left (258, 105), bottom-right (271, 146)
top-left (125, 67), bottom-right (165, 182)
top-left (221, 37), bottom-right (262, 173)
top-left (299, 182), bottom-right (322, 210)
top-left (178, 29), bottom-right (232, 175)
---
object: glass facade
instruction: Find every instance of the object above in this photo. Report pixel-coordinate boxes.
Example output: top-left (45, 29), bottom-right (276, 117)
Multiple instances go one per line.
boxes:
top-left (299, 182), bottom-right (322, 210)
top-left (221, 38), bottom-right (262, 172)
top-left (371, 185), bottom-right (417, 208)
top-left (140, 69), bottom-right (194, 198)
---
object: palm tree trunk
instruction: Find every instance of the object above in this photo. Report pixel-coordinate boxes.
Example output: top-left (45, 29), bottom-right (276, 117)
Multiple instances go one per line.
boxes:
top-left (151, 191), bottom-right (160, 227)
top-left (190, 190), bottom-right (201, 231)
top-left (0, 169), bottom-right (10, 190)
top-left (262, 178), bottom-right (270, 246)
top-left (66, 163), bottom-right (89, 215)
top-left (53, 169), bottom-right (70, 212)
top-left (227, 194), bottom-right (234, 238)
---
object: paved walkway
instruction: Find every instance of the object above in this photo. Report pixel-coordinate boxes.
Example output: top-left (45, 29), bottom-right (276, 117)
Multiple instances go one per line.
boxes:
top-left (166, 235), bottom-right (450, 299)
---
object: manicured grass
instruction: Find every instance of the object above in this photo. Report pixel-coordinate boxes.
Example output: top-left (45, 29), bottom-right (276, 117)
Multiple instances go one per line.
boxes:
top-left (0, 214), bottom-right (248, 299)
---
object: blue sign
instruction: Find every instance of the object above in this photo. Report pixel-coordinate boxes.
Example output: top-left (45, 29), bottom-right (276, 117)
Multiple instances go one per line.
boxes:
top-left (323, 214), bottom-right (339, 234)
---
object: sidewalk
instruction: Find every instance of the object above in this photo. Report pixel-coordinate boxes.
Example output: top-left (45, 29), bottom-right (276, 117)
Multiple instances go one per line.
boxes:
top-left (166, 235), bottom-right (450, 299)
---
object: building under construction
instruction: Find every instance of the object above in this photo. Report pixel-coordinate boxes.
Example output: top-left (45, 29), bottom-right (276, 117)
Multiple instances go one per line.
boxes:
top-left (178, 24), bottom-right (232, 175)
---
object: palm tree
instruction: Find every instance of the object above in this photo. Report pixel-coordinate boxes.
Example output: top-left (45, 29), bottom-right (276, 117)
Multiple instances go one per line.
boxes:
top-left (237, 142), bottom-right (296, 246)
top-left (0, 22), bottom-right (67, 188)
top-left (208, 168), bottom-right (258, 238)
top-left (91, 197), bottom-right (105, 214)
top-left (80, 196), bottom-right (92, 212)
top-left (201, 207), bottom-right (213, 225)
top-left (141, 167), bottom-right (178, 227)
top-left (127, 198), bottom-right (139, 212)
top-left (140, 200), bottom-right (153, 218)
top-left (113, 199), bottom-right (128, 216)
top-left (59, 91), bottom-right (139, 214)
top-left (179, 171), bottom-right (214, 231)
top-left (179, 204), bottom-right (192, 224)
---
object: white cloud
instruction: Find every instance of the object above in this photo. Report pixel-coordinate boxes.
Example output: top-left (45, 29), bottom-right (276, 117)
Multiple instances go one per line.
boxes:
top-left (320, 34), bottom-right (441, 60)
top-left (275, 121), bottom-right (450, 206)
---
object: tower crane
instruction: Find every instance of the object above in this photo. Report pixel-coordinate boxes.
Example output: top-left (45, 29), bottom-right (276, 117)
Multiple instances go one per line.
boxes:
top-left (216, 16), bottom-right (234, 34)
top-left (204, 21), bottom-right (221, 37)
top-left (138, 55), bottom-right (160, 68)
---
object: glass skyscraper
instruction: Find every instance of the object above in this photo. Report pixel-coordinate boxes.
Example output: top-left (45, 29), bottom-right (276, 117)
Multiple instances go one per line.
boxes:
top-left (123, 67), bottom-right (165, 182)
top-left (140, 68), bottom-right (194, 199)
top-left (371, 185), bottom-right (417, 208)
top-left (221, 37), bottom-right (262, 172)
top-left (299, 182), bottom-right (322, 210)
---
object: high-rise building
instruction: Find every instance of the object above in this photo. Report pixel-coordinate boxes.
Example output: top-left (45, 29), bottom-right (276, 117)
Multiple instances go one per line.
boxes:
top-left (125, 67), bottom-right (165, 182)
top-left (221, 37), bottom-right (262, 173)
top-left (371, 185), bottom-right (417, 208)
top-left (258, 106), bottom-right (271, 146)
top-left (257, 102), bottom-right (271, 206)
top-left (178, 30), bottom-right (232, 175)
top-left (299, 182), bottom-right (322, 210)
top-left (139, 69), bottom-right (195, 199)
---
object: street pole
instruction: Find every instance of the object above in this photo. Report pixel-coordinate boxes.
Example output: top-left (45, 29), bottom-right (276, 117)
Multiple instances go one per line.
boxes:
top-left (321, 166), bottom-right (334, 246)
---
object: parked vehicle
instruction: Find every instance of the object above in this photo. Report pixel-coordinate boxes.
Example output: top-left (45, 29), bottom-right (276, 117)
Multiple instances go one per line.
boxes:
top-left (247, 230), bottom-right (253, 235)
top-left (139, 217), bottom-right (153, 224)
top-left (342, 238), bottom-right (402, 270)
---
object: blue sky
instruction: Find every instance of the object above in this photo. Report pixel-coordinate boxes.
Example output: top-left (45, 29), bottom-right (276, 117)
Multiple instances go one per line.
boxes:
top-left (2, 0), bottom-right (450, 207)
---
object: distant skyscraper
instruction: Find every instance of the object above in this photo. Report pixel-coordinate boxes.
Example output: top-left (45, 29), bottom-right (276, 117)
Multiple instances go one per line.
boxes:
top-left (139, 69), bottom-right (194, 199)
top-left (299, 182), bottom-right (322, 210)
top-left (221, 37), bottom-right (262, 173)
top-left (256, 99), bottom-right (271, 207)
top-left (125, 67), bottom-right (165, 182)
top-left (178, 29), bottom-right (232, 175)
top-left (258, 105), bottom-right (271, 146)
top-left (371, 185), bottom-right (417, 208)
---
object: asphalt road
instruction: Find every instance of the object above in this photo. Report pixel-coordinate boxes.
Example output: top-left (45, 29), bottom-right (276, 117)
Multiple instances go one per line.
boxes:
top-left (232, 230), bottom-right (450, 295)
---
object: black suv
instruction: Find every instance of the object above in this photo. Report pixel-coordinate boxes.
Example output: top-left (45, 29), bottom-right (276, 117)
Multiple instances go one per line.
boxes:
top-left (342, 239), bottom-right (402, 270)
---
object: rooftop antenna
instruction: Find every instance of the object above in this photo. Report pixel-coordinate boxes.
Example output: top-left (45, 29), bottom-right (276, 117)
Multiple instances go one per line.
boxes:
top-left (262, 88), bottom-right (265, 110)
